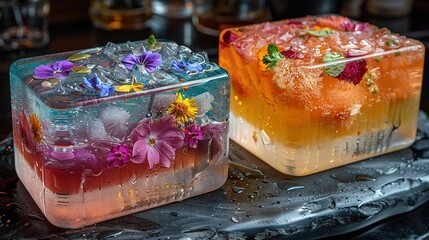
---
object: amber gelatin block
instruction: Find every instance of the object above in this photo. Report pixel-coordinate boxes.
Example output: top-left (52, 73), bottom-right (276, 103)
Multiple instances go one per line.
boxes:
top-left (219, 15), bottom-right (424, 176)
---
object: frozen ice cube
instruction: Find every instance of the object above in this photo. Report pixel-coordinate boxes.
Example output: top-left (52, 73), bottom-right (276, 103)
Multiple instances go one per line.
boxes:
top-left (99, 106), bottom-right (130, 140)
top-left (102, 42), bottom-right (122, 63)
top-left (194, 92), bottom-right (214, 115)
top-left (132, 64), bottom-right (152, 85)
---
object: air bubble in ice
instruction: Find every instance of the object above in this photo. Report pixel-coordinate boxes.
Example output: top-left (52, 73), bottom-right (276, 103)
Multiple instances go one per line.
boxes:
top-left (384, 166), bottom-right (399, 175)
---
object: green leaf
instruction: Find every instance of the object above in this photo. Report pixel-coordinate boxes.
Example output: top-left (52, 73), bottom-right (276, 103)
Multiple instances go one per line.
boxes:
top-left (147, 34), bottom-right (156, 46)
top-left (323, 52), bottom-right (346, 77)
top-left (262, 45), bottom-right (284, 70)
top-left (322, 52), bottom-right (344, 63)
top-left (385, 40), bottom-right (395, 46)
top-left (267, 44), bottom-right (279, 54)
top-left (325, 63), bottom-right (346, 77)
top-left (307, 30), bottom-right (334, 37)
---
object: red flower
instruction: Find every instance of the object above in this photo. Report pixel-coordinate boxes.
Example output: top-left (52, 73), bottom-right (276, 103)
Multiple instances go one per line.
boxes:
top-left (222, 30), bottom-right (238, 45)
top-left (338, 60), bottom-right (367, 85)
top-left (281, 50), bottom-right (304, 60)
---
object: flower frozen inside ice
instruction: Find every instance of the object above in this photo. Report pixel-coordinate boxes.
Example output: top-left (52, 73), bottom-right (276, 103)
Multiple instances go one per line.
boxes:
top-left (338, 59), bottom-right (368, 85)
top-left (107, 144), bottom-right (132, 168)
top-left (122, 51), bottom-right (162, 72)
top-left (33, 60), bottom-right (78, 80)
top-left (167, 92), bottom-right (198, 124)
top-left (184, 124), bottom-right (203, 148)
top-left (82, 73), bottom-right (114, 97)
top-left (130, 115), bottom-right (184, 169)
top-left (29, 113), bottom-right (43, 143)
top-left (170, 60), bottom-right (203, 73)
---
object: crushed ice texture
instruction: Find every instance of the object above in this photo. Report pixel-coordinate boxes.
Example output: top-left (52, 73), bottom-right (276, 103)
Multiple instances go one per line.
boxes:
top-left (2, 111), bottom-right (429, 239)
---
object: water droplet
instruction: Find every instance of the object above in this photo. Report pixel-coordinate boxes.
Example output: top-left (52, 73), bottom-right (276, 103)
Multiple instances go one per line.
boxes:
top-left (231, 215), bottom-right (242, 223)
top-left (355, 174), bottom-right (376, 182)
top-left (278, 180), bottom-right (304, 191)
top-left (170, 211), bottom-right (180, 217)
top-left (384, 166), bottom-right (399, 175)
top-left (232, 187), bottom-right (245, 194)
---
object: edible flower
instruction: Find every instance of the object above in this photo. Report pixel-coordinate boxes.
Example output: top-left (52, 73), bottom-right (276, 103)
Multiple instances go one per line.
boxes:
top-left (29, 113), bottom-right (42, 143)
top-left (222, 30), bottom-right (239, 45)
top-left (170, 60), bottom-right (203, 73)
top-left (33, 60), bottom-right (78, 80)
top-left (82, 73), bottom-right (114, 97)
top-left (281, 49), bottom-right (305, 60)
top-left (341, 20), bottom-right (370, 32)
top-left (262, 44), bottom-right (284, 69)
top-left (114, 76), bottom-right (144, 93)
top-left (338, 59), bottom-right (368, 85)
top-left (130, 115), bottom-right (184, 169)
top-left (167, 92), bottom-right (198, 124)
top-left (107, 144), bottom-right (132, 168)
top-left (184, 124), bottom-right (204, 148)
top-left (122, 51), bottom-right (162, 72)
top-left (147, 34), bottom-right (156, 46)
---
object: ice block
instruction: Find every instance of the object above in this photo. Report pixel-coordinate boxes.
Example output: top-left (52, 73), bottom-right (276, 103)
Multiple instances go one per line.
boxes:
top-left (219, 15), bottom-right (424, 176)
top-left (10, 37), bottom-right (230, 228)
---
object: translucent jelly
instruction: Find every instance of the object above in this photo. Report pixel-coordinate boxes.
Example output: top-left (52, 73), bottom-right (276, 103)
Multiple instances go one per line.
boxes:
top-left (219, 15), bottom-right (424, 176)
top-left (10, 38), bottom-right (230, 228)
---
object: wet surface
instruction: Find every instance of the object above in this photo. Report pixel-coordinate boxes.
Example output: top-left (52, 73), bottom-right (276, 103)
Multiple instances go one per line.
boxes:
top-left (1, 112), bottom-right (429, 239)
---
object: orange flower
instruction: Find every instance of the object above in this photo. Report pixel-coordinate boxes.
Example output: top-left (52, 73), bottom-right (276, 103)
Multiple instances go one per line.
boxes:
top-left (29, 113), bottom-right (43, 143)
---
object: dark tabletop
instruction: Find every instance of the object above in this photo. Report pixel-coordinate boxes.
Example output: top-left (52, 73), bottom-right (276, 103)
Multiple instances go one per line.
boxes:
top-left (1, 1), bottom-right (429, 239)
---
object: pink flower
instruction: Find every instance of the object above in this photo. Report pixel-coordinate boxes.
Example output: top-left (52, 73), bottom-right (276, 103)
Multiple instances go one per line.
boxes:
top-left (281, 50), bottom-right (304, 60)
top-left (130, 115), bottom-right (184, 169)
top-left (222, 30), bottom-right (238, 45)
top-left (107, 144), bottom-right (132, 168)
top-left (184, 124), bottom-right (204, 148)
top-left (338, 59), bottom-right (367, 85)
top-left (341, 20), bottom-right (370, 32)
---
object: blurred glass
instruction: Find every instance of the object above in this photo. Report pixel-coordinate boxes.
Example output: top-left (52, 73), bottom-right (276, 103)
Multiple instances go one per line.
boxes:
top-left (366, 0), bottom-right (414, 17)
top-left (192, 0), bottom-right (267, 36)
top-left (89, 0), bottom-right (152, 30)
top-left (152, 0), bottom-right (193, 18)
top-left (0, 0), bottom-right (50, 51)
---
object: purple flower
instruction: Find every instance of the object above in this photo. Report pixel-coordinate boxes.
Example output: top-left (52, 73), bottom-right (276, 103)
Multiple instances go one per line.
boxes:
top-left (170, 60), bottom-right (203, 73)
top-left (107, 144), bottom-right (132, 168)
top-left (338, 59), bottom-right (368, 85)
top-left (122, 51), bottom-right (162, 72)
top-left (130, 115), bottom-right (184, 169)
top-left (184, 124), bottom-right (204, 148)
top-left (33, 60), bottom-right (78, 79)
top-left (82, 73), bottom-right (114, 96)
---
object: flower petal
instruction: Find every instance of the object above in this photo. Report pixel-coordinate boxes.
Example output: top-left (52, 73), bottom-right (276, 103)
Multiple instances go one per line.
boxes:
top-left (131, 140), bottom-right (149, 164)
top-left (122, 54), bottom-right (139, 70)
top-left (147, 146), bottom-right (160, 169)
top-left (155, 141), bottom-right (175, 168)
top-left (130, 121), bottom-right (151, 143)
top-left (150, 115), bottom-right (177, 136)
top-left (157, 128), bottom-right (184, 149)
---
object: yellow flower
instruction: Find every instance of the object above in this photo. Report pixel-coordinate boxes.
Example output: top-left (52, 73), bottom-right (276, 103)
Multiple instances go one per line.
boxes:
top-left (167, 93), bottom-right (198, 124)
top-left (29, 113), bottom-right (43, 143)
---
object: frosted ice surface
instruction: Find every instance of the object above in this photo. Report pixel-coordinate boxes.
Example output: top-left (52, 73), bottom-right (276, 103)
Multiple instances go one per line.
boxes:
top-left (99, 106), bottom-right (130, 140)
top-left (194, 92), bottom-right (214, 115)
